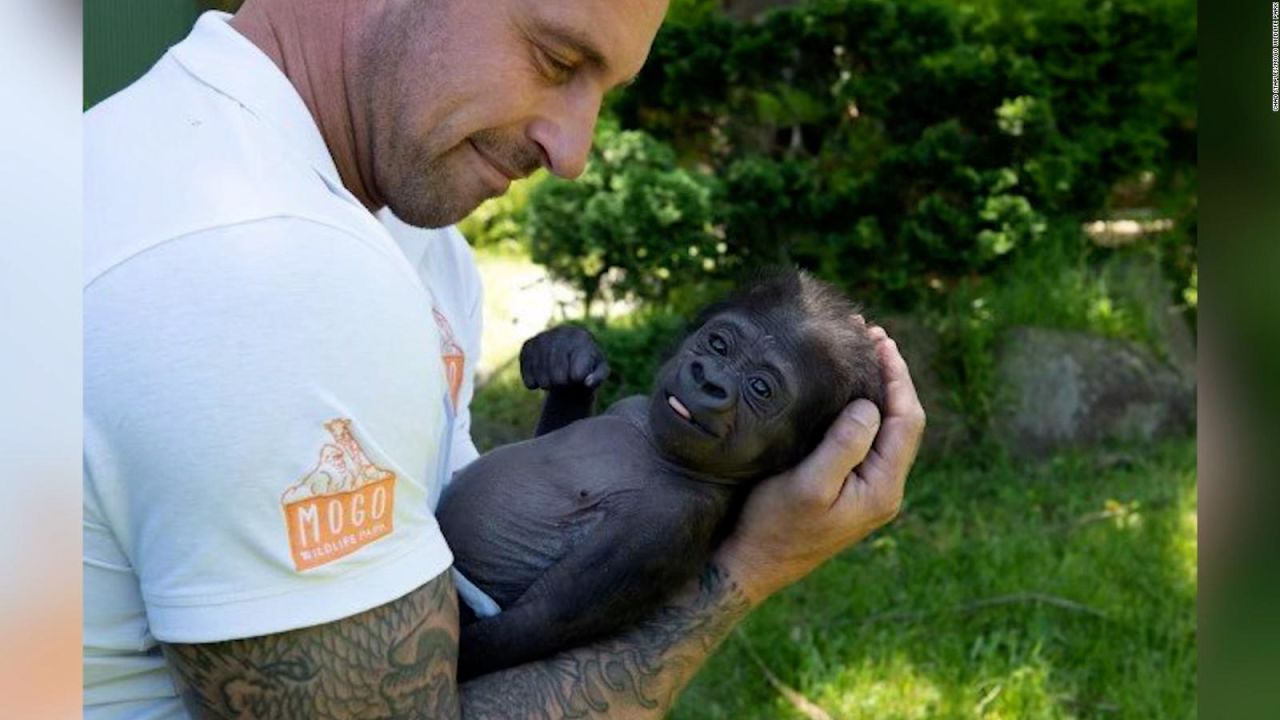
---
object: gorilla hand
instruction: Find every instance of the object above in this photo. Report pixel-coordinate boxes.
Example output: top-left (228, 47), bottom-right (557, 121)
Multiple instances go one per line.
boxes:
top-left (520, 325), bottom-right (610, 392)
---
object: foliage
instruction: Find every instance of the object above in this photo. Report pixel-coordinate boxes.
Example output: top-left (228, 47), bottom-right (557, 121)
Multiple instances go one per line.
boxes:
top-left (525, 124), bottom-right (727, 313)
top-left (520, 0), bottom-right (1195, 314)
top-left (458, 172), bottom-right (546, 253)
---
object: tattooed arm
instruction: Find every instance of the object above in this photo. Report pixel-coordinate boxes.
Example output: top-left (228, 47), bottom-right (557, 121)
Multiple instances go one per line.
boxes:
top-left (163, 572), bottom-right (464, 720)
top-left (162, 561), bottom-right (748, 720)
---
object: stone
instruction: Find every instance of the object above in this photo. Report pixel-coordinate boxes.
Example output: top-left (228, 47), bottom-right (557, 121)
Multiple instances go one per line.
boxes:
top-left (992, 326), bottom-right (1194, 458)
top-left (1100, 251), bottom-right (1197, 388)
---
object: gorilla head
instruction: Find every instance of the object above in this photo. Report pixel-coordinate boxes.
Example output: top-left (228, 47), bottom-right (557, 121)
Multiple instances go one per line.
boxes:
top-left (647, 268), bottom-right (883, 481)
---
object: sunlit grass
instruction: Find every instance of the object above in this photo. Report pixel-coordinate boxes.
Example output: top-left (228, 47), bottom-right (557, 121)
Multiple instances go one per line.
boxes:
top-left (666, 440), bottom-right (1197, 720)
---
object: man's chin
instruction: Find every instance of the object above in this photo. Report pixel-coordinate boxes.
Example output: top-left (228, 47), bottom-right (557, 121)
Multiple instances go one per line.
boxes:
top-left (383, 184), bottom-right (484, 229)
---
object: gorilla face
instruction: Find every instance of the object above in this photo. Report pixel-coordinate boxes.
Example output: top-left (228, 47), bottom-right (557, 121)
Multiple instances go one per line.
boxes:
top-left (647, 307), bottom-right (817, 481)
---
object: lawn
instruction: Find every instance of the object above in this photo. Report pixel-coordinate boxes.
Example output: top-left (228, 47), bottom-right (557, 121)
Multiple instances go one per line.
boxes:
top-left (468, 247), bottom-right (1196, 719)
top-left (669, 441), bottom-right (1197, 720)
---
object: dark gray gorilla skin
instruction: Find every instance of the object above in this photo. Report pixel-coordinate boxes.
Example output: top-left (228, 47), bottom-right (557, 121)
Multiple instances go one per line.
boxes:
top-left (439, 396), bottom-right (733, 680)
top-left (437, 269), bottom-right (882, 680)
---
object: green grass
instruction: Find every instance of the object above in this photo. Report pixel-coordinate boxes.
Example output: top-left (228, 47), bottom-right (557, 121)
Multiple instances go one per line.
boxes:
top-left (670, 440), bottom-right (1196, 720)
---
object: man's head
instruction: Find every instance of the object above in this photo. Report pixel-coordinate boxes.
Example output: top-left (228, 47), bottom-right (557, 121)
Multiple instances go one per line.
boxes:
top-left (351, 0), bottom-right (669, 228)
top-left (647, 268), bottom-right (884, 481)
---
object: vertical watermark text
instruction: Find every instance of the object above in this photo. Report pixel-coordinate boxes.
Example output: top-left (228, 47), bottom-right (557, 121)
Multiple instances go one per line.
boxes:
top-left (1273, 2), bottom-right (1279, 111)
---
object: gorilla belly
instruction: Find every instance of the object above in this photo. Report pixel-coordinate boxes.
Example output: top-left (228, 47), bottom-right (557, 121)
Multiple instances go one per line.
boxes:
top-left (438, 420), bottom-right (646, 609)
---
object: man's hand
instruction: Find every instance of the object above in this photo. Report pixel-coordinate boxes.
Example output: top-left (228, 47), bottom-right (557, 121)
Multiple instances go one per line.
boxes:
top-left (520, 326), bottom-right (610, 391)
top-left (714, 325), bottom-right (926, 604)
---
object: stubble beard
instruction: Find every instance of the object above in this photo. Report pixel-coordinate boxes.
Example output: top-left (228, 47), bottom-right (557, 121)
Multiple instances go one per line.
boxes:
top-left (380, 129), bottom-right (476, 229)
top-left (356, 0), bottom-right (473, 229)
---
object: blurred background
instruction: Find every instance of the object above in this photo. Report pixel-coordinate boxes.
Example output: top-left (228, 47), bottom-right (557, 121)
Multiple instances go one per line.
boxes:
top-left (85, 0), bottom-right (1197, 717)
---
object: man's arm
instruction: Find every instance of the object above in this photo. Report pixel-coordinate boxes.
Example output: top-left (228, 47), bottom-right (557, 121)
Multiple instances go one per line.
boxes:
top-left (163, 329), bottom-right (922, 719)
top-left (163, 575), bottom-right (463, 719)
top-left (162, 562), bottom-right (746, 720)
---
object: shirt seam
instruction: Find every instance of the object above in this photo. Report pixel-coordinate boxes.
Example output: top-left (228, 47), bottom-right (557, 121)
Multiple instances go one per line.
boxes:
top-left (141, 530), bottom-right (445, 608)
top-left (85, 214), bottom-right (415, 293)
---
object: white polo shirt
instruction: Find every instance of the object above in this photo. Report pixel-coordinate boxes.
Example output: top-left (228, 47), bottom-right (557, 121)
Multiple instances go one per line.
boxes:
top-left (84, 12), bottom-right (470, 718)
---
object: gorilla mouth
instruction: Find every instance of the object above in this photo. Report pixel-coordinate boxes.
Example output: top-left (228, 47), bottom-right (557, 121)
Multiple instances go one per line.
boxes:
top-left (667, 394), bottom-right (692, 420)
top-left (667, 393), bottom-right (717, 437)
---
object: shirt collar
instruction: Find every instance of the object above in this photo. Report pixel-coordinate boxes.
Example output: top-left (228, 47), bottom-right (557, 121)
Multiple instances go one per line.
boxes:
top-left (168, 11), bottom-right (349, 196)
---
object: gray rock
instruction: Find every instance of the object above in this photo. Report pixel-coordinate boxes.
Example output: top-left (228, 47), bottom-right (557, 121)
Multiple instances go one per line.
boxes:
top-left (1100, 252), bottom-right (1197, 387)
top-left (992, 327), bottom-right (1194, 458)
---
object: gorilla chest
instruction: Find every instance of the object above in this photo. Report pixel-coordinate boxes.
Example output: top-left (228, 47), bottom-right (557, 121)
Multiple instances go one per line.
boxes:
top-left (439, 417), bottom-right (660, 605)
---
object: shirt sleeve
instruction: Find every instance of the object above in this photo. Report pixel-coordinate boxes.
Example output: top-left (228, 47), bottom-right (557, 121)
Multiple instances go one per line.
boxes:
top-left (83, 217), bottom-right (455, 644)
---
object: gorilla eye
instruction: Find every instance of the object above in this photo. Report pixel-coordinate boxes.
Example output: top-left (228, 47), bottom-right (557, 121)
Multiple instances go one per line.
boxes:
top-left (708, 333), bottom-right (728, 355)
top-left (748, 377), bottom-right (772, 399)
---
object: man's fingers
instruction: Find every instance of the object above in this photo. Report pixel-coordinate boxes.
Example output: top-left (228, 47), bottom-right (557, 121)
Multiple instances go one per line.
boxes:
top-left (835, 334), bottom-right (924, 524)
top-left (790, 399), bottom-right (880, 507)
top-left (878, 337), bottom-right (923, 423)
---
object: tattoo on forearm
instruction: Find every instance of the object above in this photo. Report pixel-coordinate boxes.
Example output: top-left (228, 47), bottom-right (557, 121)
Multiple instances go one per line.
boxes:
top-left (460, 562), bottom-right (752, 718)
top-left (163, 574), bottom-right (461, 719)
top-left (162, 562), bottom-right (749, 719)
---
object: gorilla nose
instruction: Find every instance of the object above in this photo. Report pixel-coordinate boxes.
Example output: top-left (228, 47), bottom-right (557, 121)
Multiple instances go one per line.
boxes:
top-left (688, 359), bottom-right (736, 410)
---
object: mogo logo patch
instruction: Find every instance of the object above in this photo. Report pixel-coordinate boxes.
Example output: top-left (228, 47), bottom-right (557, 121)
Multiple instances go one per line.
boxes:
top-left (281, 419), bottom-right (396, 571)
top-left (432, 308), bottom-right (465, 410)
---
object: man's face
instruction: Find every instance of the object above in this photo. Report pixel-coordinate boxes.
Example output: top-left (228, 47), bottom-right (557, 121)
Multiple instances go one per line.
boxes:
top-left (354, 0), bottom-right (668, 228)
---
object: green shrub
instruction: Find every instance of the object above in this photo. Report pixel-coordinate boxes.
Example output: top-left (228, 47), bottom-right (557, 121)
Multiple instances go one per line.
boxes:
top-left (525, 125), bottom-right (727, 314)
top-left (602, 0), bottom-right (1196, 309)
top-left (457, 172), bottom-right (546, 254)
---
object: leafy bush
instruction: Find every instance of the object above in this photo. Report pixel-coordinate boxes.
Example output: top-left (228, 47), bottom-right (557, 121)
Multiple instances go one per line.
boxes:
top-left (525, 125), bottom-right (727, 313)
top-left (543, 0), bottom-right (1198, 311)
top-left (457, 173), bottom-right (546, 253)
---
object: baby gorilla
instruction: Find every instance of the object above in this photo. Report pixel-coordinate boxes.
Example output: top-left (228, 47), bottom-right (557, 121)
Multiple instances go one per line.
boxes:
top-left (438, 268), bottom-right (883, 679)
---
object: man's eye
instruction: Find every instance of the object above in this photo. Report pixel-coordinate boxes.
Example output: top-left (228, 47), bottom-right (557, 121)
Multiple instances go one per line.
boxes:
top-left (748, 377), bottom-right (772, 399)
top-left (538, 47), bottom-right (575, 83)
top-left (708, 333), bottom-right (728, 355)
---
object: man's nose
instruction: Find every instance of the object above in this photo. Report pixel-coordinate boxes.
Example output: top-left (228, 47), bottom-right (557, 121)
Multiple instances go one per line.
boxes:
top-left (528, 87), bottom-right (603, 180)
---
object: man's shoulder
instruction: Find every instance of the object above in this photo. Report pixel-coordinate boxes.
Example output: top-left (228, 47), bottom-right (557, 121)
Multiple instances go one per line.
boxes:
top-left (85, 54), bottom-right (351, 287)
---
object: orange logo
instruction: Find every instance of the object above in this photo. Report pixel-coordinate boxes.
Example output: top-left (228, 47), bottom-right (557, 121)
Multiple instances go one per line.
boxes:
top-left (281, 419), bottom-right (397, 571)
top-left (433, 308), bottom-right (465, 409)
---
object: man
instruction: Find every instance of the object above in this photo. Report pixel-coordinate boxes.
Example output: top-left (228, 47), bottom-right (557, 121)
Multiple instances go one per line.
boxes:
top-left (83, 1), bottom-right (926, 718)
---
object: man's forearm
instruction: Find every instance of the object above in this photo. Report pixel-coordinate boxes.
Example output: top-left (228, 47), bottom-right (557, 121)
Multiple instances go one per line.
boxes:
top-left (163, 564), bottom-right (751, 720)
top-left (460, 561), bottom-right (752, 719)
